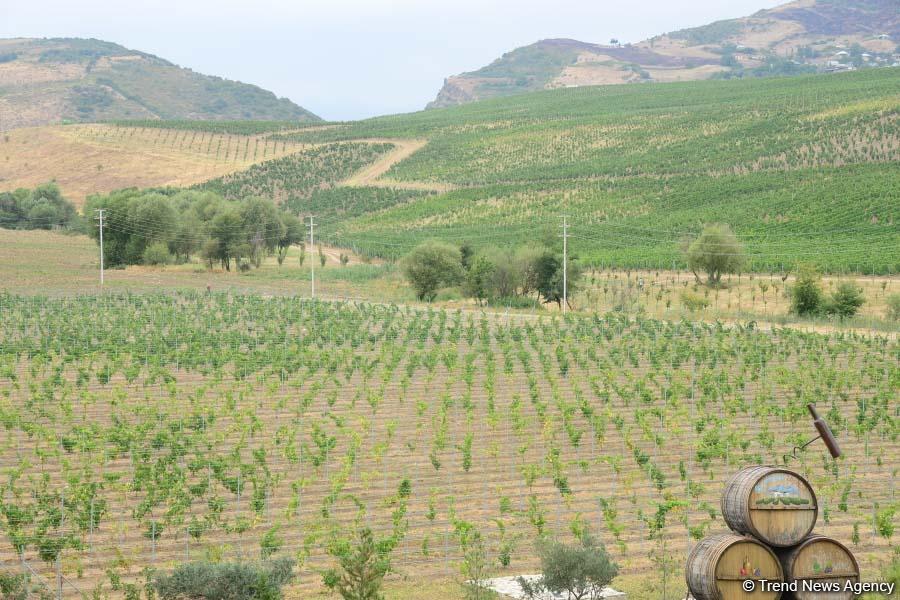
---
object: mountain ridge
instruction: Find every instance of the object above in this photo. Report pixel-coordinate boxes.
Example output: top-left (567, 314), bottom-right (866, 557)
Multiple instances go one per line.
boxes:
top-left (428, 0), bottom-right (900, 108)
top-left (0, 37), bottom-right (320, 129)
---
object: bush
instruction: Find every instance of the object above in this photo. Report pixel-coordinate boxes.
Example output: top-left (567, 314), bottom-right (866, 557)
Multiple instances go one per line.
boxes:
top-left (323, 528), bottom-right (390, 600)
top-left (789, 264), bottom-right (824, 316)
top-left (487, 295), bottom-right (541, 310)
top-left (153, 557), bottom-right (295, 600)
top-left (528, 535), bottom-right (619, 600)
top-left (885, 293), bottom-right (900, 321)
top-left (825, 282), bottom-right (865, 319)
top-left (679, 290), bottom-right (710, 312)
top-left (143, 242), bottom-right (173, 266)
top-left (0, 572), bottom-right (53, 600)
top-left (434, 287), bottom-right (464, 302)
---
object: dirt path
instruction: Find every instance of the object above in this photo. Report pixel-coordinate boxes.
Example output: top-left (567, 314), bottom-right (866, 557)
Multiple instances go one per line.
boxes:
top-left (341, 139), bottom-right (453, 192)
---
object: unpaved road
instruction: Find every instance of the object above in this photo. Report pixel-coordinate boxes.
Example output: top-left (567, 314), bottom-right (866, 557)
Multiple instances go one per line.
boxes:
top-left (341, 139), bottom-right (453, 192)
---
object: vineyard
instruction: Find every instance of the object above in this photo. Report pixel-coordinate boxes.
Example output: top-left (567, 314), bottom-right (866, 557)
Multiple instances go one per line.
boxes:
top-left (0, 125), bottom-right (308, 207)
top-left (0, 293), bottom-right (896, 596)
top-left (195, 142), bottom-right (398, 204)
top-left (260, 68), bottom-right (899, 274)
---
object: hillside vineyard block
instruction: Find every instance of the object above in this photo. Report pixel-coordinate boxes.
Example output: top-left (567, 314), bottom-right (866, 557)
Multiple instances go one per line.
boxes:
top-left (721, 467), bottom-right (818, 547)
top-left (775, 535), bottom-right (861, 600)
top-left (685, 533), bottom-right (784, 600)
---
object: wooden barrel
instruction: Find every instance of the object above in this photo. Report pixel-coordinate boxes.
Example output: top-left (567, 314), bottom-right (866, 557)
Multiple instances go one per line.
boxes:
top-left (686, 533), bottom-right (784, 600)
top-left (777, 535), bottom-right (860, 600)
top-left (722, 467), bottom-right (817, 547)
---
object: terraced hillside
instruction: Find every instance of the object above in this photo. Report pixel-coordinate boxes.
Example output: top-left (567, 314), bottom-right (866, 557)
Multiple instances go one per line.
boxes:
top-left (0, 38), bottom-right (319, 129)
top-left (271, 68), bottom-right (899, 274)
top-left (0, 293), bottom-right (895, 596)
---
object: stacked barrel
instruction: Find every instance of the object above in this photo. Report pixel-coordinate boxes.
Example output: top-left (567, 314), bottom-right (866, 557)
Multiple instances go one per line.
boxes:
top-left (686, 466), bottom-right (860, 600)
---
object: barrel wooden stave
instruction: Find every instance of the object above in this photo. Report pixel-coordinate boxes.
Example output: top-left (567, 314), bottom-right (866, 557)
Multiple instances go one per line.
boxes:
top-left (686, 533), bottom-right (783, 600)
top-left (722, 467), bottom-right (818, 547)
top-left (777, 535), bottom-right (860, 600)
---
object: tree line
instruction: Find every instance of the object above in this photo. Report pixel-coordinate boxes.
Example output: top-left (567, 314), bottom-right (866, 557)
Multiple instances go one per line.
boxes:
top-left (400, 236), bottom-right (582, 309)
top-left (83, 189), bottom-right (304, 271)
top-left (0, 184), bottom-right (79, 230)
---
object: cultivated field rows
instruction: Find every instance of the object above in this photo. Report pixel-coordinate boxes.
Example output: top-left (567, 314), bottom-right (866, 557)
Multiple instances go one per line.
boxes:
top-left (0, 294), bottom-right (896, 595)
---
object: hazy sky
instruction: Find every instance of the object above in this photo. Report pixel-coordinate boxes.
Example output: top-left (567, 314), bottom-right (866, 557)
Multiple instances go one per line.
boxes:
top-left (2, 0), bottom-right (787, 120)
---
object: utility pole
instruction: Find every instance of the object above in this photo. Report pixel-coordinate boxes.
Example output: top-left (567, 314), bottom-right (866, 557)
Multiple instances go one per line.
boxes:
top-left (307, 215), bottom-right (315, 298)
top-left (560, 215), bottom-right (568, 313)
top-left (94, 209), bottom-right (105, 287)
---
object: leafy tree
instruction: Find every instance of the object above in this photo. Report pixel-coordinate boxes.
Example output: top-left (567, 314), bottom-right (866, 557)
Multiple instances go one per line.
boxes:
top-left (209, 210), bottom-right (244, 271)
top-left (515, 245), bottom-right (544, 297)
top-left (459, 243), bottom-right (474, 271)
top-left (125, 193), bottom-right (177, 263)
top-left (826, 282), bottom-right (865, 319)
top-left (277, 213), bottom-right (304, 263)
top-left (685, 223), bottom-right (745, 286)
top-left (534, 250), bottom-right (581, 309)
top-left (478, 247), bottom-right (519, 298)
top-left (143, 242), bottom-right (172, 266)
top-left (240, 197), bottom-right (284, 267)
top-left (170, 212), bottom-right (203, 262)
top-left (323, 528), bottom-right (390, 600)
top-left (400, 241), bottom-right (464, 301)
top-left (0, 184), bottom-right (76, 230)
top-left (789, 264), bottom-right (824, 315)
top-left (465, 255), bottom-right (495, 305)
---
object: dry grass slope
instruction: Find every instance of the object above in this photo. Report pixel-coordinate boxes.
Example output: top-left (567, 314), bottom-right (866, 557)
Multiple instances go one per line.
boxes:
top-left (0, 125), bottom-right (308, 207)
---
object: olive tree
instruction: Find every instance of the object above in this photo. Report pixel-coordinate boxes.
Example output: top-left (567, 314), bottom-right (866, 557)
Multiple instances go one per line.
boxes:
top-left (519, 535), bottom-right (619, 600)
top-left (685, 223), bottom-right (745, 286)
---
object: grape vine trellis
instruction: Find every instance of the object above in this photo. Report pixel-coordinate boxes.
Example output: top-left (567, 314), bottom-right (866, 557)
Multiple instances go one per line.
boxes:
top-left (0, 292), bottom-right (896, 595)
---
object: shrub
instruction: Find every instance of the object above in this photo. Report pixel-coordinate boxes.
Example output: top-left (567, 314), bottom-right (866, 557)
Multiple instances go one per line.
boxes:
top-left (453, 521), bottom-right (490, 600)
top-left (885, 293), bottom-right (900, 321)
top-left (679, 290), bottom-right (710, 312)
top-left (530, 535), bottom-right (619, 600)
top-left (825, 282), bottom-right (865, 319)
top-left (153, 557), bottom-right (295, 600)
top-left (323, 528), bottom-right (390, 600)
top-left (789, 264), bottom-right (824, 315)
top-left (0, 572), bottom-right (53, 600)
top-left (487, 295), bottom-right (541, 309)
top-left (434, 287), bottom-right (464, 302)
top-left (143, 242), bottom-right (173, 266)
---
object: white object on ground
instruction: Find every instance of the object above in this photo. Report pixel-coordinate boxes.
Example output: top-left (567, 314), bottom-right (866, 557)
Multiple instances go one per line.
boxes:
top-left (478, 575), bottom-right (626, 599)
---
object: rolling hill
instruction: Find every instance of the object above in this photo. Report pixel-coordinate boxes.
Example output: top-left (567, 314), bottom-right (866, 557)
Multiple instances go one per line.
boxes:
top-left (259, 68), bottom-right (900, 274)
top-left (0, 38), bottom-right (320, 129)
top-left (428, 0), bottom-right (900, 108)
top-left (4, 69), bottom-right (897, 274)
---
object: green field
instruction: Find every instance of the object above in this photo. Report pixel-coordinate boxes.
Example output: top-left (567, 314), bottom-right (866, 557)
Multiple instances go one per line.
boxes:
top-left (253, 68), bottom-right (898, 273)
top-left (0, 293), bottom-right (895, 596)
